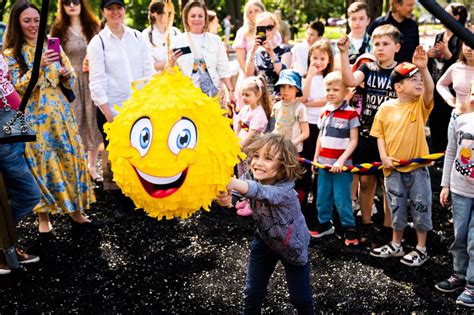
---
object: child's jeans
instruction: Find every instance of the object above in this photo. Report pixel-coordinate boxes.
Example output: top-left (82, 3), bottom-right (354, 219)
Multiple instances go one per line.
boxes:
top-left (450, 192), bottom-right (474, 283)
top-left (384, 167), bottom-right (433, 231)
top-left (243, 232), bottom-right (314, 315)
top-left (0, 143), bottom-right (41, 224)
top-left (316, 169), bottom-right (355, 228)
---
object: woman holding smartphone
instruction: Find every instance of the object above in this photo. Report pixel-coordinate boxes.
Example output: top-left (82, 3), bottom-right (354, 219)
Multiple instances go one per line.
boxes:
top-left (50, 0), bottom-right (102, 184)
top-left (3, 0), bottom-right (95, 234)
top-left (87, 0), bottom-right (154, 216)
top-left (245, 11), bottom-right (291, 99)
top-left (169, 1), bottom-right (233, 100)
top-left (142, 0), bottom-right (181, 72)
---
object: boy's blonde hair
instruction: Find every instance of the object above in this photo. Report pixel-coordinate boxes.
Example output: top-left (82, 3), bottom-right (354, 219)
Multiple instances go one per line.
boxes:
top-left (372, 24), bottom-right (401, 44)
top-left (323, 71), bottom-right (346, 88)
top-left (245, 133), bottom-right (304, 182)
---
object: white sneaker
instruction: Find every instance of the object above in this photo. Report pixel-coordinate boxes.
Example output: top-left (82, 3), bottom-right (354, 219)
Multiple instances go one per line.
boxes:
top-left (370, 243), bottom-right (405, 258)
top-left (400, 249), bottom-right (428, 267)
top-left (356, 203), bottom-right (378, 217)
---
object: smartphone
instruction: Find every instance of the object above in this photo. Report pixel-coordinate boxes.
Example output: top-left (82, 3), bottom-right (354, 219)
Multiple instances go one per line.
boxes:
top-left (256, 26), bottom-right (266, 43)
top-left (172, 46), bottom-right (192, 55)
top-left (47, 37), bottom-right (61, 62)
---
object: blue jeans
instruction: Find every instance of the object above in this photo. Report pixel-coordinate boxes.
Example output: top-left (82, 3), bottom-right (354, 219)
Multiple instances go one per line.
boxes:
top-left (0, 143), bottom-right (40, 224)
top-left (450, 192), bottom-right (474, 283)
top-left (385, 167), bottom-right (432, 231)
top-left (316, 169), bottom-right (355, 228)
top-left (243, 233), bottom-right (314, 314)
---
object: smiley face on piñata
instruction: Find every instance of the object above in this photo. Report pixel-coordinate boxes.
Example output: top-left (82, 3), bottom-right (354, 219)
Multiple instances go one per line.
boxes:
top-left (105, 68), bottom-right (243, 219)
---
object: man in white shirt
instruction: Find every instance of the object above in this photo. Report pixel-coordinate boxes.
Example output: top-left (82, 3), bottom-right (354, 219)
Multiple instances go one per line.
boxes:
top-left (291, 20), bottom-right (325, 76)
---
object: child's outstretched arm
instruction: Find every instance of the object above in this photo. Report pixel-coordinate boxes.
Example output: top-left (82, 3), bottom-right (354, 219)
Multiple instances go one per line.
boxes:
top-left (338, 35), bottom-right (365, 87)
top-left (215, 178), bottom-right (249, 208)
top-left (412, 45), bottom-right (434, 106)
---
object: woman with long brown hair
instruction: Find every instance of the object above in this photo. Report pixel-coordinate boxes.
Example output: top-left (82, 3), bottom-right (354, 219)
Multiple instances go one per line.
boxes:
top-left (50, 0), bottom-right (102, 184)
top-left (3, 0), bottom-right (95, 234)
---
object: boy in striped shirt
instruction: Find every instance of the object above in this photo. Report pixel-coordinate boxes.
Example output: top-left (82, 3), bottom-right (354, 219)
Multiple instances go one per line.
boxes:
top-left (311, 71), bottom-right (360, 246)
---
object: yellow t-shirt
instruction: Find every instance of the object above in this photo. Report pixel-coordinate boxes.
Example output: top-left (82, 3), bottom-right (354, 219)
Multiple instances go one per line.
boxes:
top-left (370, 96), bottom-right (434, 177)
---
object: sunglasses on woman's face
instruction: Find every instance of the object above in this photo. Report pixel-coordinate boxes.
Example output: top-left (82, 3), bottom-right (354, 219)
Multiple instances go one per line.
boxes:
top-left (259, 24), bottom-right (275, 32)
top-left (63, 0), bottom-right (81, 6)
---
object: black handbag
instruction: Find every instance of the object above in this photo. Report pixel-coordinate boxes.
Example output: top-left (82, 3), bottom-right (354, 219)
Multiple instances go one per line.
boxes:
top-left (0, 107), bottom-right (36, 144)
top-left (59, 82), bottom-right (75, 103)
top-left (0, 0), bottom-right (50, 144)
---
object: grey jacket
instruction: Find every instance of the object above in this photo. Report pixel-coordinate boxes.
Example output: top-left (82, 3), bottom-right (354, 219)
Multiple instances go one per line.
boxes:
top-left (441, 113), bottom-right (474, 198)
top-left (243, 173), bottom-right (310, 266)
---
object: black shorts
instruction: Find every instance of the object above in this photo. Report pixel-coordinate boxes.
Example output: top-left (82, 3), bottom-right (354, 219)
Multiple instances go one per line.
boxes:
top-left (353, 136), bottom-right (380, 164)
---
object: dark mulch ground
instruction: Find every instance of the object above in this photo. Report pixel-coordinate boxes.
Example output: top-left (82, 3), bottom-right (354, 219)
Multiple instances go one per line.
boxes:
top-left (0, 168), bottom-right (468, 313)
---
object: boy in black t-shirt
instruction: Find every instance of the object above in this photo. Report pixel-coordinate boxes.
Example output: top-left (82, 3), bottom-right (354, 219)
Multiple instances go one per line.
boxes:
top-left (338, 24), bottom-right (401, 242)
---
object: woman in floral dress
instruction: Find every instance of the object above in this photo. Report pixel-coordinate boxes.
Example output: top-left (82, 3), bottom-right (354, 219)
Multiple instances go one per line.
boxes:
top-left (3, 0), bottom-right (94, 234)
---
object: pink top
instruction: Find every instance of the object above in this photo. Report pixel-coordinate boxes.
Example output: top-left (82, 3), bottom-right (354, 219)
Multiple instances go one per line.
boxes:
top-left (0, 54), bottom-right (21, 110)
top-left (232, 27), bottom-right (283, 55)
top-left (232, 27), bottom-right (255, 55)
top-left (436, 62), bottom-right (474, 111)
top-left (238, 105), bottom-right (268, 140)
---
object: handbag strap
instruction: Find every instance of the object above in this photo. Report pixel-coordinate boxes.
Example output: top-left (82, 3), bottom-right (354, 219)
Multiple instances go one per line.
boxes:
top-left (17, 0), bottom-right (50, 113)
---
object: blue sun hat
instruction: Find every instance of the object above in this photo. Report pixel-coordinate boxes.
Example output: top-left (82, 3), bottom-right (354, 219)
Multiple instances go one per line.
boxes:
top-left (274, 69), bottom-right (303, 97)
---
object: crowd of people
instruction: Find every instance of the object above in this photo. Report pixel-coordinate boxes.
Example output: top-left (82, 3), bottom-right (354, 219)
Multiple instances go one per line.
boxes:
top-left (0, 0), bottom-right (473, 312)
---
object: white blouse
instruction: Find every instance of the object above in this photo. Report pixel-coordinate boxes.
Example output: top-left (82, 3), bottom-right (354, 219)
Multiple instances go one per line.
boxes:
top-left (142, 26), bottom-right (181, 65)
top-left (88, 24), bottom-right (155, 116)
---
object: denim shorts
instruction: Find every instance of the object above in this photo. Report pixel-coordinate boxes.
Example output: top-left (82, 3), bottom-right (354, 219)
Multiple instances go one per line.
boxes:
top-left (384, 167), bottom-right (433, 231)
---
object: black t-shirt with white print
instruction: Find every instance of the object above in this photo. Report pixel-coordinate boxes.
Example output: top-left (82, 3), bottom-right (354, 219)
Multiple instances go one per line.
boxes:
top-left (357, 61), bottom-right (398, 137)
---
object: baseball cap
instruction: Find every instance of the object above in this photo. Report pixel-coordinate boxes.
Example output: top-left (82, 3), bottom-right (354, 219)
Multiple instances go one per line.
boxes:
top-left (101, 0), bottom-right (125, 9)
top-left (275, 69), bottom-right (303, 97)
top-left (389, 62), bottom-right (419, 89)
top-left (352, 53), bottom-right (376, 72)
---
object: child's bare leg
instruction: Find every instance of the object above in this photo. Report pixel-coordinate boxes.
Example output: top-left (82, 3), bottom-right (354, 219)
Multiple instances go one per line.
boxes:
top-left (360, 175), bottom-right (376, 224)
top-left (351, 175), bottom-right (359, 201)
top-left (416, 229), bottom-right (427, 248)
top-left (383, 190), bottom-right (392, 227)
top-left (392, 229), bottom-right (404, 245)
top-left (38, 212), bottom-right (52, 233)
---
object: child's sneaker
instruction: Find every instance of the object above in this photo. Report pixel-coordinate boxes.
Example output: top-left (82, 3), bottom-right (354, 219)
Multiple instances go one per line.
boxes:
top-left (236, 199), bottom-right (252, 217)
top-left (457, 283), bottom-right (474, 308)
top-left (309, 222), bottom-right (335, 238)
top-left (16, 248), bottom-right (40, 264)
top-left (435, 274), bottom-right (466, 293)
top-left (400, 248), bottom-right (428, 267)
top-left (344, 228), bottom-right (359, 246)
top-left (370, 242), bottom-right (405, 258)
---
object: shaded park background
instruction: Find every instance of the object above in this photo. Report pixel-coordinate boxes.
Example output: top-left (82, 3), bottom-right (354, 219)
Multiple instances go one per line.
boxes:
top-left (1, 0), bottom-right (473, 39)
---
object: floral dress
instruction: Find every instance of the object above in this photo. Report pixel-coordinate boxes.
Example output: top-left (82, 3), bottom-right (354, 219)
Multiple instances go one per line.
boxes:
top-left (4, 43), bottom-right (95, 214)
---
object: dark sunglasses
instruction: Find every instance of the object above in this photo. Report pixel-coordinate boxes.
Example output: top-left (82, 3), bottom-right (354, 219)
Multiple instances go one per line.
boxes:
top-left (63, 0), bottom-right (81, 5)
top-left (260, 24), bottom-right (275, 32)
